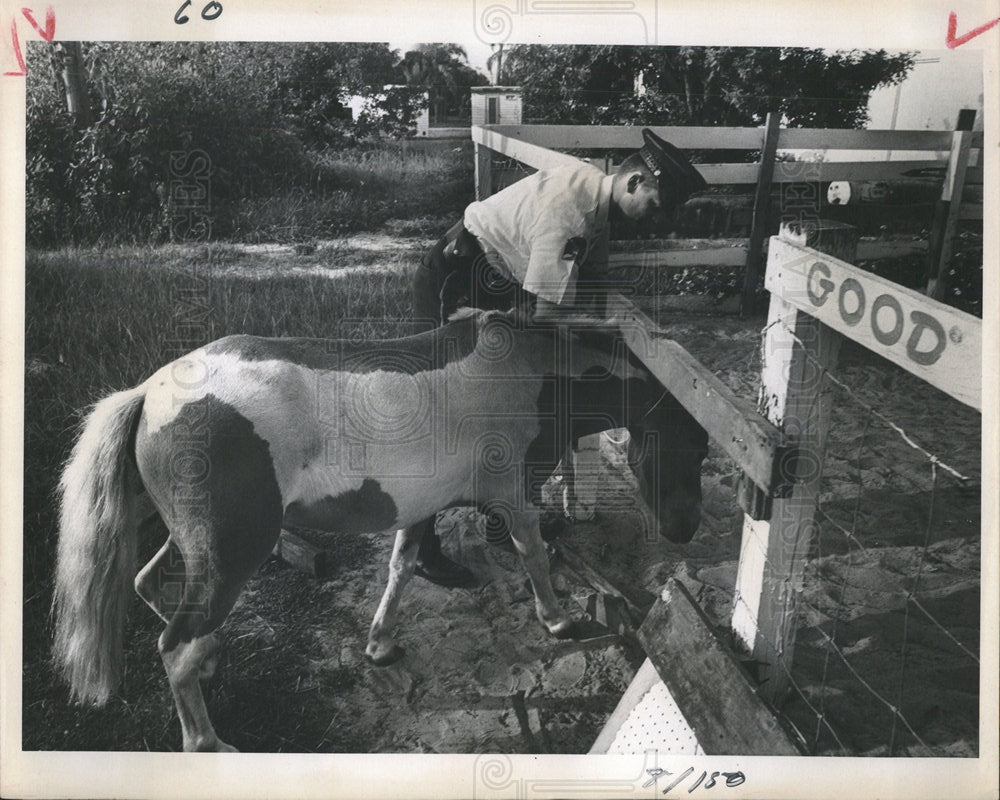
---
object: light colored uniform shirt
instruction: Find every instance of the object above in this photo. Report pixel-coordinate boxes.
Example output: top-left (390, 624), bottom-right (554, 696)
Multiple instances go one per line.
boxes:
top-left (463, 161), bottom-right (614, 306)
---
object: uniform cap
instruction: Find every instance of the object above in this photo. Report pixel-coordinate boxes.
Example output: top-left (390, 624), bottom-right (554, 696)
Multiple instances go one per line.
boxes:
top-left (638, 128), bottom-right (708, 208)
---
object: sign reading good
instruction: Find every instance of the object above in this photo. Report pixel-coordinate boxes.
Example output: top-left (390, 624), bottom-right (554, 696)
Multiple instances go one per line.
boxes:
top-left (765, 237), bottom-right (982, 411)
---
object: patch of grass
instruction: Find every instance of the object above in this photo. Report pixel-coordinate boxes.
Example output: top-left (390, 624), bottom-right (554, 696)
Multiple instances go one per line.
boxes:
top-left (228, 142), bottom-right (473, 243)
top-left (22, 246), bottom-right (411, 750)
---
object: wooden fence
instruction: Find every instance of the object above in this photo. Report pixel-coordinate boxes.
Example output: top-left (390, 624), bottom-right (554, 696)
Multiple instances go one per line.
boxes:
top-left (733, 220), bottom-right (981, 711)
top-left (592, 220), bottom-right (982, 755)
top-left (471, 121), bottom-right (984, 754)
top-left (471, 119), bottom-right (984, 313)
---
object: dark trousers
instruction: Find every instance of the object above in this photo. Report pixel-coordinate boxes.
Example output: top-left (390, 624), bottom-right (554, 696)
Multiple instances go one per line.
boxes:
top-left (412, 222), bottom-right (531, 330)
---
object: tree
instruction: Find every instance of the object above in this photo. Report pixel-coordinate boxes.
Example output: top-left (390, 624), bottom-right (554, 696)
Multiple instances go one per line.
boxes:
top-left (500, 45), bottom-right (914, 128)
top-left (268, 42), bottom-right (402, 145)
top-left (50, 42), bottom-right (93, 127)
top-left (486, 44), bottom-right (504, 86)
top-left (397, 44), bottom-right (488, 123)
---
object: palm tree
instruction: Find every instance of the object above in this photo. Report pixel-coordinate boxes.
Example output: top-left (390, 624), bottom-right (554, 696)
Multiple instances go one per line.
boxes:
top-left (398, 44), bottom-right (482, 124)
top-left (486, 44), bottom-right (504, 85)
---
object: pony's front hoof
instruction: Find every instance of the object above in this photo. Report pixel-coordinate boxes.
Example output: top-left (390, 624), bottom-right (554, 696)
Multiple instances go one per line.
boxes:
top-left (217, 740), bottom-right (239, 753)
top-left (546, 618), bottom-right (580, 639)
top-left (366, 644), bottom-right (406, 667)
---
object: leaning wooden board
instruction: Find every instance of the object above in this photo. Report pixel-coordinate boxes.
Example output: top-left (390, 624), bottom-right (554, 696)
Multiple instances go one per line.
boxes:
top-left (636, 579), bottom-right (803, 756)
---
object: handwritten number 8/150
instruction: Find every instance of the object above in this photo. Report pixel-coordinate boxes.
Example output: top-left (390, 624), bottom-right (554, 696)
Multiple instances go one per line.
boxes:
top-left (175, 0), bottom-right (223, 24)
top-left (644, 768), bottom-right (746, 794)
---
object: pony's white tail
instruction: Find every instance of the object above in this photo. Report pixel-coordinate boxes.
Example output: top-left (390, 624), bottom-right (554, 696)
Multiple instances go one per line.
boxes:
top-left (52, 384), bottom-right (147, 705)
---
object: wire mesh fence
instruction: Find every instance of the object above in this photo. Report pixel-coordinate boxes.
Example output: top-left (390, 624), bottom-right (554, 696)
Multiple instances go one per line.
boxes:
top-left (743, 321), bottom-right (981, 756)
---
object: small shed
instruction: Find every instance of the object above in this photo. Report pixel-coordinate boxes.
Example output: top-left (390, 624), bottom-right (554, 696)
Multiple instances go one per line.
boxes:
top-left (470, 87), bottom-right (523, 126)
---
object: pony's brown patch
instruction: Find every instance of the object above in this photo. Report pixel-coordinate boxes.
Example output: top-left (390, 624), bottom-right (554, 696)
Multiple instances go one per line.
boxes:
top-left (136, 394), bottom-right (285, 649)
top-left (284, 478), bottom-right (398, 533)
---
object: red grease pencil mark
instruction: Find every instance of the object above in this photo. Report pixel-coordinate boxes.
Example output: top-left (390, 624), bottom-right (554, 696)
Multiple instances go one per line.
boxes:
top-left (21, 6), bottom-right (56, 41)
top-left (4, 6), bottom-right (54, 77)
top-left (946, 11), bottom-right (1000, 48)
top-left (3, 16), bottom-right (26, 76)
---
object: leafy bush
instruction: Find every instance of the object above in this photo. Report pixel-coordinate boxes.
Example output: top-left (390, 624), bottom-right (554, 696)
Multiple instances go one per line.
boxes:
top-left (25, 42), bottom-right (438, 246)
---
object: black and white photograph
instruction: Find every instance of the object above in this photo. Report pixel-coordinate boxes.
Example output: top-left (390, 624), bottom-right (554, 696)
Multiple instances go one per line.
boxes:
top-left (1, 1), bottom-right (997, 798)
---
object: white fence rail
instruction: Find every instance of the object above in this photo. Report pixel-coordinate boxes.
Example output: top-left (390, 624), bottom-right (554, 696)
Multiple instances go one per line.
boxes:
top-left (471, 120), bottom-right (983, 312)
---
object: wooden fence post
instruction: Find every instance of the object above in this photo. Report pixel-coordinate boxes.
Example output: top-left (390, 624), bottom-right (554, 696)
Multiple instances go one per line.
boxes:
top-left (475, 141), bottom-right (493, 201)
top-left (926, 109), bottom-right (976, 300)
top-left (731, 219), bottom-right (858, 706)
top-left (740, 112), bottom-right (782, 315)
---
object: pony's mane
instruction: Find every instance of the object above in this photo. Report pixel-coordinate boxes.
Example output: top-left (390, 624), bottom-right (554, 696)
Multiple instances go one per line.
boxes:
top-left (445, 305), bottom-right (654, 385)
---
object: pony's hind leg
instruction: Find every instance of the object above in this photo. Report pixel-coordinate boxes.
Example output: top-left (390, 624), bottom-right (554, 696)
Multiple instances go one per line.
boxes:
top-left (136, 539), bottom-right (220, 681)
top-left (154, 521), bottom-right (281, 752)
top-left (155, 565), bottom-right (252, 753)
top-left (135, 537), bottom-right (184, 623)
top-left (366, 524), bottom-right (424, 666)
top-left (160, 625), bottom-right (234, 752)
top-left (135, 391), bottom-right (285, 751)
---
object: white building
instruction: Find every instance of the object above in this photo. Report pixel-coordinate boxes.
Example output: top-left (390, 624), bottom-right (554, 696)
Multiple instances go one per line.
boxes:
top-left (470, 87), bottom-right (523, 126)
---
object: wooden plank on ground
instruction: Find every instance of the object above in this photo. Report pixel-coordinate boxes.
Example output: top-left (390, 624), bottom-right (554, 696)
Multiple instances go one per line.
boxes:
top-left (638, 579), bottom-right (803, 755)
top-left (609, 294), bottom-right (785, 496)
top-left (570, 592), bottom-right (640, 647)
top-left (765, 236), bottom-right (982, 411)
top-left (552, 539), bottom-right (655, 622)
top-left (273, 530), bottom-right (327, 578)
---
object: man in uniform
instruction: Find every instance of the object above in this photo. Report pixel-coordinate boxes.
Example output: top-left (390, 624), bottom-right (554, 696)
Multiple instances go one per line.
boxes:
top-left (410, 128), bottom-right (707, 587)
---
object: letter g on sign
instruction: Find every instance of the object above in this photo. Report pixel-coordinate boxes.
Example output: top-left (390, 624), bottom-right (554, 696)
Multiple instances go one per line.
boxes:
top-left (807, 262), bottom-right (834, 306)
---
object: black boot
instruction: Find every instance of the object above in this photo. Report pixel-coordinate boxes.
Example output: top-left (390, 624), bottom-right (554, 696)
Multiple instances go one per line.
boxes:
top-left (414, 526), bottom-right (476, 588)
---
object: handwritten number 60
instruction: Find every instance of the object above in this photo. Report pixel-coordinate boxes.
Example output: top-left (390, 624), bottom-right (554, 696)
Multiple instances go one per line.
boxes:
top-left (174, 0), bottom-right (223, 24)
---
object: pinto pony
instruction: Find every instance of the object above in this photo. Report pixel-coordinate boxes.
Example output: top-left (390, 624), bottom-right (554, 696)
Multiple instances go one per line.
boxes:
top-left (52, 309), bottom-right (707, 751)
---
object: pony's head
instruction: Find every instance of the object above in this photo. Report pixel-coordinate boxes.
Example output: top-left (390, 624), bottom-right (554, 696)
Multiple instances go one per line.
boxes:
top-left (452, 308), bottom-right (709, 543)
top-left (627, 383), bottom-right (708, 543)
